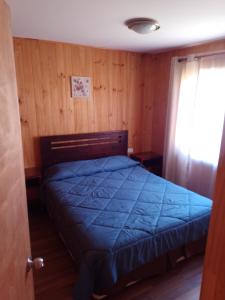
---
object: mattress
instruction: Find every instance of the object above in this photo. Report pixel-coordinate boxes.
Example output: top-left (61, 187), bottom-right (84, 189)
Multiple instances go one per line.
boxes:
top-left (42, 155), bottom-right (212, 300)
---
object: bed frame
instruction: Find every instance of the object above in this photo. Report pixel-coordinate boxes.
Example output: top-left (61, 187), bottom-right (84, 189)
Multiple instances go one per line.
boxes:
top-left (98, 237), bottom-right (206, 297)
top-left (40, 130), bottom-right (128, 170)
top-left (39, 130), bottom-right (206, 298)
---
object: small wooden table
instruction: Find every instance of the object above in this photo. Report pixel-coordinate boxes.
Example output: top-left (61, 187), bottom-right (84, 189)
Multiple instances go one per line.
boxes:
top-left (25, 167), bottom-right (42, 204)
top-left (130, 151), bottom-right (163, 176)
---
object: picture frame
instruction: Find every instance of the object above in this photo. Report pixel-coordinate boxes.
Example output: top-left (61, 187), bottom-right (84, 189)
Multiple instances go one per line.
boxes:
top-left (71, 76), bottom-right (91, 98)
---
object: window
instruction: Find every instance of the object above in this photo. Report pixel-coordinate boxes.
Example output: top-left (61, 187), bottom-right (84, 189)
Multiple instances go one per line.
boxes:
top-left (164, 54), bottom-right (225, 197)
top-left (175, 60), bottom-right (225, 166)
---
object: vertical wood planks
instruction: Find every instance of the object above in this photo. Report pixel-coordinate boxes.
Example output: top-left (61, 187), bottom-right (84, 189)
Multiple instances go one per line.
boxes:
top-left (141, 39), bottom-right (225, 155)
top-left (14, 38), bottom-right (144, 167)
top-left (200, 122), bottom-right (225, 300)
top-left (14, 37), bottom-right (225, 168)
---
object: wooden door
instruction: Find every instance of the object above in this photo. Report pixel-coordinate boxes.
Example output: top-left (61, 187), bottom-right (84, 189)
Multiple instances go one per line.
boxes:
top-left (200, 120), bottom-right (225, 300)
top-left (0, 1), bottom-right (34, 299)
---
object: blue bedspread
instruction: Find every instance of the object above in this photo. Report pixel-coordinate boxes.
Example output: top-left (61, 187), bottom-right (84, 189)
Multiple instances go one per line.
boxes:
top-left (42, 155), bottom-right (212, 300)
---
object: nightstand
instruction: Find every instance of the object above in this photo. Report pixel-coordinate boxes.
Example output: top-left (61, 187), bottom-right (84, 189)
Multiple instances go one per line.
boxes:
top-left (130, 151), bottom-right (163, 176)
top-left (25, 167), bottom-right (42, 205)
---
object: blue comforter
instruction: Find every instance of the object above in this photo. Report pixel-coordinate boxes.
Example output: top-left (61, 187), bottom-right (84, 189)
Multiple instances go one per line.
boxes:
top-left (42, 155), bottom-right (212, 300)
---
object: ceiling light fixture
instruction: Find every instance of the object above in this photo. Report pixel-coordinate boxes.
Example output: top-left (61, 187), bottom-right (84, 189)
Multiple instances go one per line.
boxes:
top-left (126, 18), bottom-right (160, 34)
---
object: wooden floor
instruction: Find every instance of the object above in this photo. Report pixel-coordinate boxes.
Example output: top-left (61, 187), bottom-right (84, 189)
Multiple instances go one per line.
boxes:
top-left (29, 207), bottom-right (203, 300)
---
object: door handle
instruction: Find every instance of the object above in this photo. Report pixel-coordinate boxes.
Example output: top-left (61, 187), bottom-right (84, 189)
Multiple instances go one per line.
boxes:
top-left (26, 257), bottom-right (44, 272)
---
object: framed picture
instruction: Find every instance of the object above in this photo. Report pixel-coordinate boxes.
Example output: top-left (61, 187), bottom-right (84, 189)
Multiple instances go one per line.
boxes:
top-left (71, 76), bottom-right (91, 98)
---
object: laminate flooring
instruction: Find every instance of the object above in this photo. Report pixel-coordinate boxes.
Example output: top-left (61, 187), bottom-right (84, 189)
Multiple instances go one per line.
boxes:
top-left (29, 208), bottom-right (203, 300)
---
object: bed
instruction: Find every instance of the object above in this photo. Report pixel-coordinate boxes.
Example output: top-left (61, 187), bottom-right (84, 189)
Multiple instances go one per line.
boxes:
top-left (40, 130), bottom-right (212, 300)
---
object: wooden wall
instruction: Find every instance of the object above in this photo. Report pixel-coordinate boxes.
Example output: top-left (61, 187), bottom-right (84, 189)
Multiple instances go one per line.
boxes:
top-left (142, 39), bottom-right (225, 154)
top-left (14, 37), bottom-right (225, 168)
top-left (14, 38), bottom-right (145, 168)
top-left (200, 121), bottom-right (225, 300)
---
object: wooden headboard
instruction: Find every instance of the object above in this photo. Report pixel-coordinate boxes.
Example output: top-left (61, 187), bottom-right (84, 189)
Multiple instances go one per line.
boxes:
top-left (40, 130), bottom-right (128, 170)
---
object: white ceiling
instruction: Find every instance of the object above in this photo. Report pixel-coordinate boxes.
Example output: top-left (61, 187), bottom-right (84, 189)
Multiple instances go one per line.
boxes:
top-left (6, 0), bottom-right (225, 53)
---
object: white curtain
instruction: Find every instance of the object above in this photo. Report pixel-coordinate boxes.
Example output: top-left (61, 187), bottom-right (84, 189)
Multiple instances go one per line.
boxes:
top-left (164, 54), bottom-right (225, 198)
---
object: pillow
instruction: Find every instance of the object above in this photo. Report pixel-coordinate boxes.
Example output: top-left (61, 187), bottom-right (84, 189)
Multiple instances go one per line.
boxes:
top-left (44, 155), bottom-right (139, 182)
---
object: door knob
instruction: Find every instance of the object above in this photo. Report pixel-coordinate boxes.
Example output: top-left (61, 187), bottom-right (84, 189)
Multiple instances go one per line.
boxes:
top-left (26, 257), bottom-right (44, 272)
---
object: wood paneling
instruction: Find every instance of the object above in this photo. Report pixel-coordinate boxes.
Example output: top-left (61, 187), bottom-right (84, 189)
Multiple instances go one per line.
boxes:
top-left (14, 38), bottom-right (144, 168)
top-left (141, 55), bottom-right (154, 151)
top-left (142, 39), bottom-right (225, 154)
top-left (0, 1), bottom-right (34, 299)
top-left (15, 36), bottom-right (225, 166)
top-left (200, 122), bottom-right (225, 300)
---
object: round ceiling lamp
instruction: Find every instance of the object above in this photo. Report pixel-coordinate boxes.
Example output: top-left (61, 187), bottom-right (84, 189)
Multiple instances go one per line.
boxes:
top-left (126, 18), bottom-right (160, 34)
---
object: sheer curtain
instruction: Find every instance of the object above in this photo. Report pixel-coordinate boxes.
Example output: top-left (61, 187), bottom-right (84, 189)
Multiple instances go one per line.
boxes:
top-left (164, 54), bottom-right (225, 198)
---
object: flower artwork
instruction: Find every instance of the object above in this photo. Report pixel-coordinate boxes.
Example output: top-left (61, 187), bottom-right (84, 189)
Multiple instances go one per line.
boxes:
top-left (71, 76), bottom-right (91, 98)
